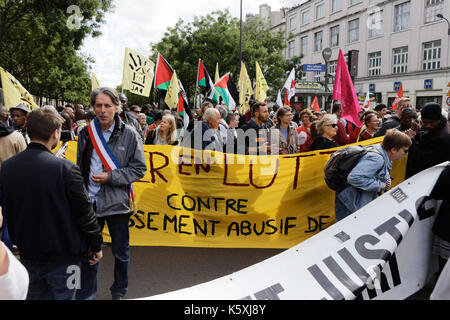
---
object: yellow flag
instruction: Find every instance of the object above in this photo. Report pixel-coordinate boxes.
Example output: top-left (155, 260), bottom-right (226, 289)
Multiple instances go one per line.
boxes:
top-left (255, 61), bottom-right (269, 103)
top-left (91, 72), bottom-right (100, 91)
top-left (238, 62), bottom-right (253, 113)
top-left (215, 63), bottom-right (220, 84)
top-left (122, 48), bottom-right (155, 97)
top-left (0, 67), bottom-right (39, 110)
top-left (165, 70), bottom-right (180, 109)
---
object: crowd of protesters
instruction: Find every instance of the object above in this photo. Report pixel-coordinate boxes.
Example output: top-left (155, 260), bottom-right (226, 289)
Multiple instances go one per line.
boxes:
top-left (1, 86), bottom-right (450, 300)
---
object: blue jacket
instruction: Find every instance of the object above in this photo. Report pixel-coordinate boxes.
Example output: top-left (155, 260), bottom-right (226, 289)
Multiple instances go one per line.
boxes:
top-left (336, 145), bottom-right (391, 217)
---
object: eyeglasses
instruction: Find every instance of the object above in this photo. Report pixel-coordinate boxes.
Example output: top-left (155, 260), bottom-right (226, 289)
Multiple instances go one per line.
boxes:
top-left (327, 123), bottom-right (338, 128)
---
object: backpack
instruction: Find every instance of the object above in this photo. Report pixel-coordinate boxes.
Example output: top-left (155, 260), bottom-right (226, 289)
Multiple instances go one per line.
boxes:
top-left (324, 145), bottom-right (381, 192)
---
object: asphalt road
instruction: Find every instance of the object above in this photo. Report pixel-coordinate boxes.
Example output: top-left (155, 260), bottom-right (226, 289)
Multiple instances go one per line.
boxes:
top-left (96, 245), bottom-right (283, 300)
top-left (95, 244), bottom-right (433, 300)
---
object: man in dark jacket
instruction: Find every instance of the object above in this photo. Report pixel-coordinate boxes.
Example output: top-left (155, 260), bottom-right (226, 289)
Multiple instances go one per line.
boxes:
top-left (406, 102), bottom-right (450, 178)
top-left (0, 106), bottom-right (103, 300)
top-left (238, 101), bottom-right (270, 155)
top-left (374, 97), bottom-right (413, 137)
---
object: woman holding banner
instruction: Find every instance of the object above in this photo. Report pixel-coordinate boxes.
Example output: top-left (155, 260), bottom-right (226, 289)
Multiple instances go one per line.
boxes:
top-left (144, 114), bottom-right (178, 146)
top-left (272, 107), bottom-right (299, 155)
top-left (309, 114), bottom-right (339, 151)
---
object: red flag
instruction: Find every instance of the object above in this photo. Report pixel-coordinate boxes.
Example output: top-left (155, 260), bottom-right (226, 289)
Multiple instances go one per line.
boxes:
top-left (391, 83), bottom-right (403, 111)
top-left (283, 68), bottom-right (296, 102)
top-left (363, 91), bottom-right (370, 110)
top-left (310, 96), bottom-right (320, 112)
top-left (332, 50), bottom-right (361, 126)
top-left (154, 53), bottom-right (174, 90)
top-left (284, 89), bottom-right (290, 106)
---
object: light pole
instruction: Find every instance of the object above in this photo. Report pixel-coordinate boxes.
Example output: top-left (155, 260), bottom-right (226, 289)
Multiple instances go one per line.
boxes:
top-left (240, 0), bottom-right (243, 67)
top-left (436, 14), bottom-right (450, 35)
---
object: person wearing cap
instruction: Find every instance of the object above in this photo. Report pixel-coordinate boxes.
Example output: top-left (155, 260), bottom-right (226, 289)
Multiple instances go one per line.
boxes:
top-left (9, 103), bottom-right (30, 144)
top-left (406, 102), bottom-right (450, 178)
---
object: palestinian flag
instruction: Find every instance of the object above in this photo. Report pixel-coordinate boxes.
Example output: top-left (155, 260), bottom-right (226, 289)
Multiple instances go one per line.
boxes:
top-left (197, 59), bottom-right (219, 102)
top-left (177, 93), bottom-right (189, 131)
top-left (214, 72), bottom-right (236, 112)
top-left (154, 53), bottom-right (174, 90)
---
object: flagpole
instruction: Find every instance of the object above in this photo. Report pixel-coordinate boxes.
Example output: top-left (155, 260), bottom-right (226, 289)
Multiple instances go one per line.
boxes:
top-left (239, 0), bottom-right (243, 67)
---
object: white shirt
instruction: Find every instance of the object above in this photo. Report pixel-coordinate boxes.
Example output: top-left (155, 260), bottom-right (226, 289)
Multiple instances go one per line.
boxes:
top-left (0, 242), bottom-right (29, 300)
top-left (88, 122), bottom-right (115, 203)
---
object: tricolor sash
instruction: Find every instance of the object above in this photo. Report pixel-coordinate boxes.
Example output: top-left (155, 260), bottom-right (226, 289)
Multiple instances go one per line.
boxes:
top-left (87, 117), bottom-right (136, 212)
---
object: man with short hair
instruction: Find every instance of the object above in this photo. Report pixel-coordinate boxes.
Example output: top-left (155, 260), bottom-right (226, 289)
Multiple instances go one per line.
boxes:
top-left (0, 106), bottom-right (103, 300)
top-left (374, 104), bottom-right (388, 122)
top-left (200, 108), bottom-right (223, 151)
top-left (9, 103), bottom-right (30, 144)
top-left (375, 98), bottom-right (412, 137)
top-left (239, 101), bottom-right (270, 155)
top-left (118, 93), bottom-right (144, 141)
top-left (406, 102), bottom-right (450, 178)
top-left (76, 87), bottom-right (147, 300)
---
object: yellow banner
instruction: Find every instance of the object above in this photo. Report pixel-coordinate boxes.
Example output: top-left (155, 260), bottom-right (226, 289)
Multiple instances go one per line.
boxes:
top-left (238, 62), bottom-right (253, 113)
top-left (122, 48), bottom-right (155, 97)
top-left (0, 67), bottom-right (39, 110)
top-left (91, 72), bottom-right (100, 91)
top-left (255, 61), bottom-right (269, 103)
top-left (165, 70), bottom-right (180, 109)
top-left (63, 137), bottom-right (407, 249)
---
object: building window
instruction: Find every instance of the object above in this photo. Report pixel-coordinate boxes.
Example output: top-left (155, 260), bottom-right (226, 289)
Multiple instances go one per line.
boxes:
top-left (314, 70), bottom-right (323, 82)
top-left (288, 40), bottom-right (296, 58)
top-left (315, 3), bottom-right (324, 19)
top-left (289, 16), bottom-right (297, 31)
top-left (422, 40), bottom-right (441, 70)
top-left (302, 10), bottom-right (310, 25)
top-left (349, 0), bottom-right (362, 5)
top-left (348, 18), bottom-right (359, 43)
top-left (328, 60), bottom-right (337, 83)
top-left (424, 0), bottom-right (444, 24)
top-left (301, 36), bottom-right (308, 56)
top-left (394, 1), bottom-right (410, 32)
top-left (368, 10), bottom-right (383, 38)
top-left (393, 47), bottom-right (408, 74)
top-left (314, 31), bottom-right (323, 52)
top-left (368, 52), bottom-right (381, 76)
top-left (330, 25), bottom-right (340, 47)
top-left (331, 0), bottom-right (341, 12)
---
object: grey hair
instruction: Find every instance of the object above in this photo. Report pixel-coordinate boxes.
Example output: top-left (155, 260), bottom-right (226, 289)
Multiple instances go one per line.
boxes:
top-left (217, 106), bottom-right (228, 119)
top-left (316, 114), bottom-right (338, 135)
top-left (90, 87), bottom-right (120, 107)
top-left (203, 108), bottom-right (220, 123)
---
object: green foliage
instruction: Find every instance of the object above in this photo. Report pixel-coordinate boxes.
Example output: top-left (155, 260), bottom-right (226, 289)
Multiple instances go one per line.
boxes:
top-left (150, 9), bottom-right (293, 103)
top-left (0, 0), bottom-right (114, 106)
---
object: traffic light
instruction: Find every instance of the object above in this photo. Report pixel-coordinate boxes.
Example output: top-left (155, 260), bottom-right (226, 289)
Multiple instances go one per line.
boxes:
top-left (347, 50), bottom-right (359, 80)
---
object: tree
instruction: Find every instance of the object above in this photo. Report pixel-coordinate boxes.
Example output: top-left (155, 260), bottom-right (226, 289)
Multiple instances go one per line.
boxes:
top-left (0, 0), bottom-right (114, 106)
top-left (149, 9), bottom-right (291, 104)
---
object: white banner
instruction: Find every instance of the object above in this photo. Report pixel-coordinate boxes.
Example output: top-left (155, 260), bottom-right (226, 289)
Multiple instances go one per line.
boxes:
top-left (139, 163), bottom-right (447, 300)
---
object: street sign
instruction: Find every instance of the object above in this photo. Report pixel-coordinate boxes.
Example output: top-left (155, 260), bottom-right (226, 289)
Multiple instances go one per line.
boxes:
top-left (424, 79), bottom-right (433, 89)
top-left (394, 82), bottom-right (401, 91)
top-left (322, 48), bottom-right (332, 62)
top-left (369, 83), bottom-right (375, 92)
top-left (302, 64), bottom-right (326, 72)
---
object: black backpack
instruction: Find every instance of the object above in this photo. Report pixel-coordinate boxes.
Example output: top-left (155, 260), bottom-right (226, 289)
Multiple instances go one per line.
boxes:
top-left (324, 145), bottom-right (381, 192)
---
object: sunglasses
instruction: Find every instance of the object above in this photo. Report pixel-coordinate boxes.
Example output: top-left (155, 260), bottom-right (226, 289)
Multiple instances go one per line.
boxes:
top-left (327, 123), bottom-right (338, 128)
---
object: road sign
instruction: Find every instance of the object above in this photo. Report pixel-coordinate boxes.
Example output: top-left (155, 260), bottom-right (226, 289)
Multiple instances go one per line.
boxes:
top-left (369, 83), bottom-right (375, 92)
top-left (394, 82), bottom-right (401, 91)
top-left (322, 48), bottom-right (332, 62)
top-left (302, 64), bottom-right (326, 72)
top-left (424, 79), bottom-right (433, 89)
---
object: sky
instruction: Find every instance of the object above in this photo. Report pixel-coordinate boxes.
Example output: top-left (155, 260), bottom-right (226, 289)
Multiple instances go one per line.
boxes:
top-left (80, 0), bottom-right (303, 88)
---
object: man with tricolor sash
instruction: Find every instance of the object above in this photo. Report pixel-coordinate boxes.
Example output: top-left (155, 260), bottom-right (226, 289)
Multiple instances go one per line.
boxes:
top-left (75, 87), bottom-right (147, 300)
